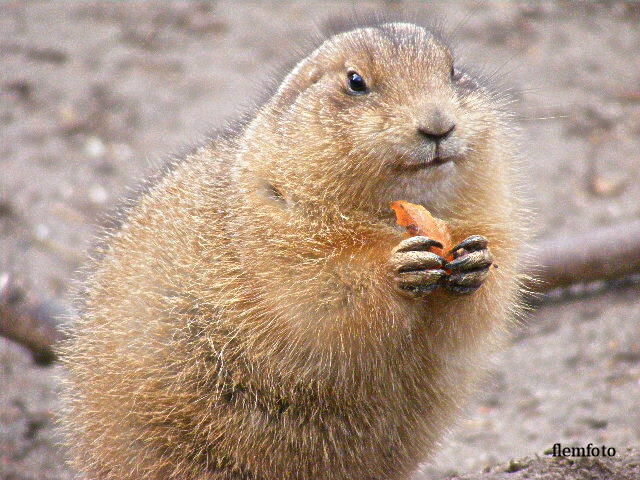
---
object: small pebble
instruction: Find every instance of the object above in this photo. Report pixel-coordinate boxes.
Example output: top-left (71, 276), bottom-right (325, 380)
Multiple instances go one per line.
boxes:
top-left (590, 175), bottom-right (626, 197)
top-left (35, 224), bottom-right (50, 241)
top-left (85, 136), bottom-right (106, 158)
top-left (88, 184), bottom-right (108, 205)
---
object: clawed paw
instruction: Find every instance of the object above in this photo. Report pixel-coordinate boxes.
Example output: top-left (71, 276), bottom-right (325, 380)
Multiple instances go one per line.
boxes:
top-left (443, 235), bottom-right (493, 295)
top-left (389, 236), bottom-right (447, 299)
top-left (389, 234), bottom-right (493, 298)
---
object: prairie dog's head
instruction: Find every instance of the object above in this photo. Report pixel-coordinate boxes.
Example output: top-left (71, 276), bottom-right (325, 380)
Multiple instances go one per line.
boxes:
top-left (244, 22), bottom-right (513, 216)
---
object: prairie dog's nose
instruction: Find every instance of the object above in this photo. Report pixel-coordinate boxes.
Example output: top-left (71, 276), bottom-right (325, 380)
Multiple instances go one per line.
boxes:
top-left (418, 109), bottom-right (456, 142)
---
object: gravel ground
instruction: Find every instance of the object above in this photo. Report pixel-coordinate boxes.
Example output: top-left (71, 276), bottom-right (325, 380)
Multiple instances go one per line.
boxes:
top-left (1, 2), bottom-right (639, 479)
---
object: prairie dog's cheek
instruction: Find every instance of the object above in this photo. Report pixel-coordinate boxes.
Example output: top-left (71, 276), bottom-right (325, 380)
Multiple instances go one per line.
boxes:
top-left (370, 110), bottom-right (391, 131)
top-left (352, 114), bottom-right (390, 150)
top-left (358, 106), bottom-right (398, 137)
top-left (462, 108), bottom-right (494, 143)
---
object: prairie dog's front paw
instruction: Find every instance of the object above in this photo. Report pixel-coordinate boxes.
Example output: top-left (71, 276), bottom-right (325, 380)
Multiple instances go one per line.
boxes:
top-left (443, 235), bottom-right (493, 295)
top-left (389, 236), bottom-right (447, 299)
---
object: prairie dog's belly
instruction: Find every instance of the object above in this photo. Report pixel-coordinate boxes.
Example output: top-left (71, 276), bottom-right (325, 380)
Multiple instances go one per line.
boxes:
top-left (205, 368), bottom-right (452, 480)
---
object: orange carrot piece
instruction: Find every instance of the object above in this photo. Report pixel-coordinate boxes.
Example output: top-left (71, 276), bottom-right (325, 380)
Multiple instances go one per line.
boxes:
top-left (390, 200), bottom-right (453, 260)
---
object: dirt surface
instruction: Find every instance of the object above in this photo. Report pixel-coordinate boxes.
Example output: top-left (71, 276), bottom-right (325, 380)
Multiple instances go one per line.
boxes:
top-left (450, 447), bottom-right (640, 480)
top-left (1, 2), bottom-right (639, 479)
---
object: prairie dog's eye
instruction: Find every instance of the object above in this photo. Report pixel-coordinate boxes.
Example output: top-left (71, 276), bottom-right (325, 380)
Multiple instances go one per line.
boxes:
top-left (346, 70), bottom-right (368, 94)
top-left (450, 65), bottom-right (456, 79)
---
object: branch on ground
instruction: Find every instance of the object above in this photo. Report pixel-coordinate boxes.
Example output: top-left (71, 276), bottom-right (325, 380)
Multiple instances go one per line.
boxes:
top-left (528, 219), bottom-right (640, 291)
top-left (0, 275), bottom-right (68, 365)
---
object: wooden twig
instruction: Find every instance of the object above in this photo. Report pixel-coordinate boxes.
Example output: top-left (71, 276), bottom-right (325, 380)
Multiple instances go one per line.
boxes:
top-left (0, 278), bottom-right (67, 365)
top-left (528, 219), bottom-right (640, 292)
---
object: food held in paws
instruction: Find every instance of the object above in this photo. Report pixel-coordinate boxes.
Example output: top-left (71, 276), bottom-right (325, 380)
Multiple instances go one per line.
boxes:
top-left (390, 200), bottom-right (453, 260)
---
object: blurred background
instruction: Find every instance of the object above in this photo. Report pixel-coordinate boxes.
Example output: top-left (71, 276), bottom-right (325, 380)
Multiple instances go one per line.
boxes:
top-left (1, 2), bottom-right (639, 479)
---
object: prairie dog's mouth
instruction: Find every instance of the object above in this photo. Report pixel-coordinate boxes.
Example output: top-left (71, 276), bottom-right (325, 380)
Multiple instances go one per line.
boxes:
top-left (390, 136), bottom-right (466, 171)
top-left (397, 154), bottom-right (456, 170)
top-left (391, 136), bottom-right (467, 171)
top-left (392, 147), bottom-right (459, 171)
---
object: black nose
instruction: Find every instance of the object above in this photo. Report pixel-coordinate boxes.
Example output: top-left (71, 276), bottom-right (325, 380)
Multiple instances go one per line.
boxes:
top-left (418, 122), bottom-right (456, 142)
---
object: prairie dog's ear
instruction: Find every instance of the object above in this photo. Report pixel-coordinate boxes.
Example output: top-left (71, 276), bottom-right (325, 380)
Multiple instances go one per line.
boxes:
top-left (271, 54), bottom-right (324, 111)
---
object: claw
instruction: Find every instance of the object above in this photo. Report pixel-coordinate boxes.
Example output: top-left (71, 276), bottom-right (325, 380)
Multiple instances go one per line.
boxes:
top-left (401, 284), bottom-right (441, 296)
top-left (399, 271), bottom-right (445, 296)
top-left (448, 235), bottom-right (488, 258)
top-left (445, 249), bottom-right (493, 272)
top-left (392, 236), bottom-right (444, 254)
top-left (395, 269), bottom-right (447, 289)
top-left (444, 283), bottom-right (480, 295)
top-left (446, 269), bottom-right (489, 288)
top-left (390, 251), bottom-right (446, 273)
top-left (390, 235), bottom-right (451, 299)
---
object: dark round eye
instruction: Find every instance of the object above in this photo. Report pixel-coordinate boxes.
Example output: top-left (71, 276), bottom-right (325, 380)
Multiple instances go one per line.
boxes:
top-left (347, 71), bottom-right (368, 94)
top-left (450, 65), bottom-right (456, 80)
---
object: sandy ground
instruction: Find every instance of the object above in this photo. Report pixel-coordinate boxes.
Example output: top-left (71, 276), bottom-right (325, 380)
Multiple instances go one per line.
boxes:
top-left (1, 2), bottom-right (639, 479)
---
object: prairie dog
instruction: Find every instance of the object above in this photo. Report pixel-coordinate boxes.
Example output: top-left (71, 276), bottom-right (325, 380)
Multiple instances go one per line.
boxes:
top-left (61, 22), bottom-right (528, 480)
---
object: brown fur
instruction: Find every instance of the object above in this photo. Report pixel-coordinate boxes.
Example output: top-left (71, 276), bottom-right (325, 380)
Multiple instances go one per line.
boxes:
top-left (60, 23), bottom-right (528, 480)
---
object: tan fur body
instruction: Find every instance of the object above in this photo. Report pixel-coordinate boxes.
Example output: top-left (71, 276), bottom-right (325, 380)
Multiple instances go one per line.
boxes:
top-left (61, 23), bottom-right (528, 480)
